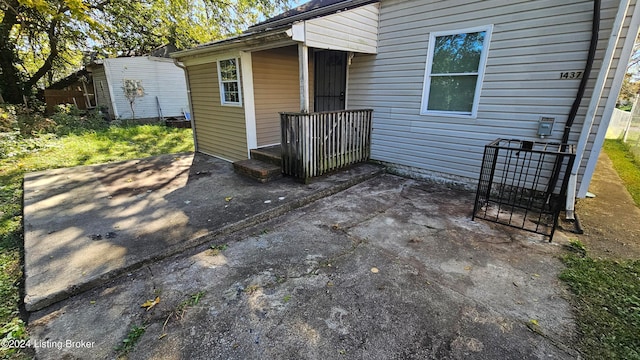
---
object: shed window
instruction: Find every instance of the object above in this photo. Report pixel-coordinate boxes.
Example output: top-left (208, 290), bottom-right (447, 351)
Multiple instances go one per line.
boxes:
top-left (217, 58), bottom-right (242, 106)
top-left (421, 26), bottom-right (492, 118)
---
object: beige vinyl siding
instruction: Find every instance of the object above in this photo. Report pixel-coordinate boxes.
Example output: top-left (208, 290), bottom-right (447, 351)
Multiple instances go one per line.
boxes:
top-left (252, 46), bottom-right (314, 147)
top-left (348, 0), bottom-right (632, 183)
top-left (303, 3), bottom-right (380, 54)
top-left (188, 62), bottom-right (247, 161)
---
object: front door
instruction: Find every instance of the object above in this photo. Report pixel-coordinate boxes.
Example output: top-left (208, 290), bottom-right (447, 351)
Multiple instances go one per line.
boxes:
top-left (314, 50), bottom-right (347, 112)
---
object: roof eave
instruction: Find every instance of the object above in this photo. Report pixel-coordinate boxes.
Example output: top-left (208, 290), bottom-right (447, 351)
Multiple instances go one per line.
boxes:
top-left (171, 28), bottom-right (293, 60)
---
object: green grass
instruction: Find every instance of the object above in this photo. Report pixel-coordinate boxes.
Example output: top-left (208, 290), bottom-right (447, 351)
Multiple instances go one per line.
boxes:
top-left (562, 138), bottom-right (640, 360)
top-left (0, 123), bottom-right (193, 358)
top-left (115, 324), bottom-right (146, 356)
top-left (603, 139), bottom-right (640, 207)
top-left (560, 253), bottom-right (640, 359)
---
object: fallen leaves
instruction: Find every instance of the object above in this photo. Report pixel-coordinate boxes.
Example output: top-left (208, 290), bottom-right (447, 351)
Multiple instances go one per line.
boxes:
top-left (141, 296), bottom-right (160, 311)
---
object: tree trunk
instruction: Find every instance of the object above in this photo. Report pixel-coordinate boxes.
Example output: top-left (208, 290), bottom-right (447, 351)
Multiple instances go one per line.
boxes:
top-left (0, 0), bottom-right (24, 104)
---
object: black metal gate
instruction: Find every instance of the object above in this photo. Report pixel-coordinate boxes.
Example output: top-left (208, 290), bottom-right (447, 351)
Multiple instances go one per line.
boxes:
top-left (472, 139), bottom-right (576, 241)
top-left (314, 50), bottom-right (347, 112)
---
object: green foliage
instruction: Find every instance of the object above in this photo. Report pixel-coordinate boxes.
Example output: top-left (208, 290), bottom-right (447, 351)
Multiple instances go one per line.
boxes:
top-left (115, 325), bottom-right (146, 354)
top-left (603, 140), bottom-right (640, 207)
top-left (617, 73), bottom-right (640, 108)
top-left (0, 0), bottom-right (293, 102)
top-left (177, 291), bottom-right (206, 313)
top-left (565, 238), bottom-right (587, 257)
top-left (0, 118), bottom-right (193, 359)
top-left (617, 103), bottom-right (633, 112)
top-left (50, 106), bottom-right (108, 135)
top-left (560, 255), bottom-right (640, 359)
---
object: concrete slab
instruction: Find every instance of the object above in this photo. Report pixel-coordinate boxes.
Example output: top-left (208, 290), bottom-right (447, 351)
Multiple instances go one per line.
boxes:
top-left (23, 153), bottom-right (383, 311)
top-left (28, 174), bottom-right (578, 359)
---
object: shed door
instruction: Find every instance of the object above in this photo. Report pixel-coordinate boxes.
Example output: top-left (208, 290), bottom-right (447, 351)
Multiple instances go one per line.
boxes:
top-left (314, 50), bottom-right (347, 112)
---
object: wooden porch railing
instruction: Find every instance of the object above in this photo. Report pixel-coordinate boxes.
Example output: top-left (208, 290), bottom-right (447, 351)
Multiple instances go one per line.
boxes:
top-left (280, 109), bottom-right (373, 181)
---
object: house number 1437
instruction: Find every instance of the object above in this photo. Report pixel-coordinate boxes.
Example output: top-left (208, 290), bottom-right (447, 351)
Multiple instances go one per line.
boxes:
top-left (559, 71), bottom-right (583, 79)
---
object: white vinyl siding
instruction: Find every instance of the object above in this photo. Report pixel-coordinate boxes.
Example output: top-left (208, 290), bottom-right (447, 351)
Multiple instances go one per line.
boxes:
top-left (102, 57), bottom-right (189, 120)
top-left (348, 0), bottom-right (632, 185)
top-left (300, 3), bottom-right (380, 54)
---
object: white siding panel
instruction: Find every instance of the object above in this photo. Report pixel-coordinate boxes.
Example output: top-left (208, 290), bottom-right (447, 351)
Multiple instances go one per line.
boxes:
top-left (304, 3), bottom-right (379, 54)
top-left (348, 0), bottom-right (632, 183)
top-left (104, 57), bottom-right (189, 120)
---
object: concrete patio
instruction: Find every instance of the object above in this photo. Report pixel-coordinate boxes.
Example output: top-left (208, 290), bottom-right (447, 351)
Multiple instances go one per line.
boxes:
top-left (24, 154), bottom-right (579, 359)
top-left (23, 153), bottom-right (383, 311)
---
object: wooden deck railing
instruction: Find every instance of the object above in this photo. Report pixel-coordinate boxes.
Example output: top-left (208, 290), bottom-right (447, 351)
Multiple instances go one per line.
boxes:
top-left (280, 109), bottom-right (373, 181)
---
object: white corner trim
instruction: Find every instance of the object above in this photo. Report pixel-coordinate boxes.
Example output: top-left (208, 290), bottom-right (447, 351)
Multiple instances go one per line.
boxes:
top-left (578, 0), bottom-right (640, 197)
top-left (298, 43), bottom-right (310, 113)
top-left (571, 0), bottom-right (631, 178)
top-left (239, 51), bottom-right (257, 155)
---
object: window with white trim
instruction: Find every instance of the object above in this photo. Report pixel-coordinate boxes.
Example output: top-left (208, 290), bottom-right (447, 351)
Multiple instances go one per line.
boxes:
top-left (217, 58), bottom-right (242, 106)
top-left (421, 25), bottom-right (492, 117)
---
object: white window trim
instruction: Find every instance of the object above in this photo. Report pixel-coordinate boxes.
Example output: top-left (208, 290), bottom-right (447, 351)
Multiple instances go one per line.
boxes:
top-left (217, 58), bottom-right (242, 107)
top-left (420, 25), bottom-right (493, 118)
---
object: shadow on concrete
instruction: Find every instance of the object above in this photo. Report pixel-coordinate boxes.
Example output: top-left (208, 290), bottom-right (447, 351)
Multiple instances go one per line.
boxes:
top-left (23, 152), bottom-right (383, 311)
top-left (28, 174), bottom-right (579, 359)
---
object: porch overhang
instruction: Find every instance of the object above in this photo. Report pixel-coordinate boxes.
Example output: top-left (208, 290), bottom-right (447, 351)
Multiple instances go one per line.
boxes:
top-left (289, 2), bottom-right (379, 54)
top-left (171, 2), bottom-right (379, 64)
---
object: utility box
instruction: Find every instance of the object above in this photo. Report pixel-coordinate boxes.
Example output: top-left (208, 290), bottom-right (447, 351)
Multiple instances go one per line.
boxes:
top-left (472, 139), bottom-right (575, 240)
top-left (537, 117), bottom-right (555, 138)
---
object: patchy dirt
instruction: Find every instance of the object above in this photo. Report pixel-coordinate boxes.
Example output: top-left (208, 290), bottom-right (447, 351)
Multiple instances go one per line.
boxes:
top-left (560, 152), bottom-right (640, 259)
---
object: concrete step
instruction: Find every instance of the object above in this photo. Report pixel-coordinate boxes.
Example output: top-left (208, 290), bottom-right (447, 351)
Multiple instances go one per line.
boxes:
top-left (250, 145), bottom-right (281, 167)
top-left (233, 159), bottom-right (282, 183)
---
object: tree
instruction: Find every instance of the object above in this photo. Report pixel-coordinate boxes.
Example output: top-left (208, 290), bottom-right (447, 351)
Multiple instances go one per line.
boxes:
top-left (0, 0), bottom-right (291, 104)
top-left (618, 72), bottom-right (640, 108)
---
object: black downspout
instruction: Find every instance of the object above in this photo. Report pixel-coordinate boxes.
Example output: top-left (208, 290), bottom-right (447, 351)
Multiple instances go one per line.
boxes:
top-left (562, 0), bottom-right (600, 144)
top-left (556, 0), bottom-right (600, 234)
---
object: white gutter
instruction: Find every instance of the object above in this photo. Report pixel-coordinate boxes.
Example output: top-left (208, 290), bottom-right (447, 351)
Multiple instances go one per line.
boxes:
top-left (566, 0), bottom-right (631, 219)
top-left (578, 1), bottom-right (640, 197)
top-left (173, 59), bottom-right (198, 152)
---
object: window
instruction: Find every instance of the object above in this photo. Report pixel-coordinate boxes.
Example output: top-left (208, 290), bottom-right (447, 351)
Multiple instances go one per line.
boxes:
top-left (421, 26), bottom-right (492, 117)
top-left (217, 58), bottom-right (242, 106)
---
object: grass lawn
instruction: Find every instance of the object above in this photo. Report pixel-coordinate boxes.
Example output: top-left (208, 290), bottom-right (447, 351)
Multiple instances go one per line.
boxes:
top-left (603, 139), bottom-right (640, 206)
top-left (558, 140), bottom-right (640, 360)
top-left (0, 124), bottom-right (193, 358)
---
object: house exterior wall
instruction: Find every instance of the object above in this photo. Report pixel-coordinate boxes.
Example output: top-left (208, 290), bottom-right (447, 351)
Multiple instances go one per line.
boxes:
top-left (297, 3), bottom-right (380, 54)
top-left (92, 67), bottom-right (114, 118)
top-left (187, 61), bottom-right (248, 161)
top-left (347, 0), bottom-right (635, 190)
top-left (252, 46), bottom-right (315, 147)
top-left (103, 57), bottom-right (189, 120)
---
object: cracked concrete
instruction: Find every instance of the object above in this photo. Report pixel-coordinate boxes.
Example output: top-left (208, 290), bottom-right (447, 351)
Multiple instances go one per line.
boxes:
top-left (22, 153), bottom-right (383, 311)
top-left (28, 173), bottom-right (579, 359)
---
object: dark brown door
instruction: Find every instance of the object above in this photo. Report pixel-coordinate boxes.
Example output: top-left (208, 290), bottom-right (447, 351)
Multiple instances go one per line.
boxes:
top-left (314, 50), bottom-right (347, 112)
